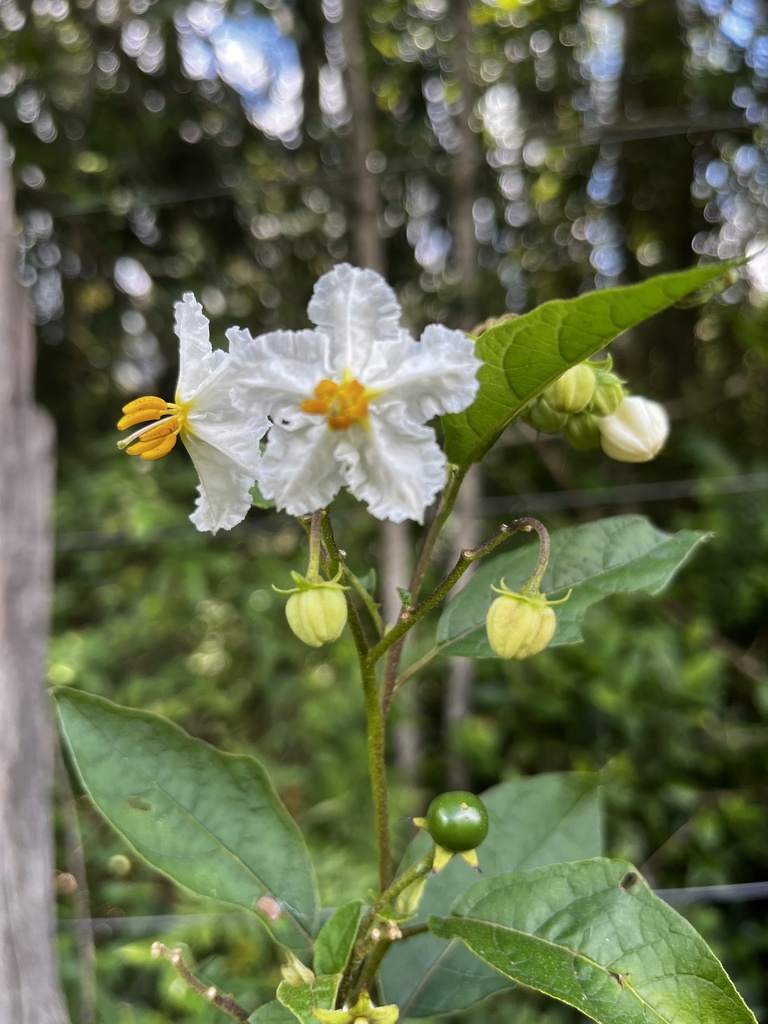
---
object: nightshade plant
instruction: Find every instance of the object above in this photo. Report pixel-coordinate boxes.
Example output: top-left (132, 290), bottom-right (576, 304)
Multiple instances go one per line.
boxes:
top-left (55, 262), bottom-right (758, 1024)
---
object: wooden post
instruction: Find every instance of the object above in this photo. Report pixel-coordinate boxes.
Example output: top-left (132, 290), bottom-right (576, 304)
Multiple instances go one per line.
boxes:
top-left (0, 126), bottom-right (69, 1023)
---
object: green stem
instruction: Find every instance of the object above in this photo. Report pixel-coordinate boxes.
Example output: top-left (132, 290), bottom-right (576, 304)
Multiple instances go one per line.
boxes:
top-left (307, 510), bottom-right (323, 579)
top-left (520, 518), bottom-right (551, 595)
top-left (409, 465), bottom-right (466, 602)
top-left (392, 645), bottom-right (442, 696)
top-left (346, 570), bottom-right (384, 639)
top-left (337, 851), bottom-right (435, 1005)
top-left (378, 466), bottom-right (466, 711)
top-left (318, 509), bottom-right (341, 578)
top-left (362, 660), bottom-right (392, 893)
top-left (318, 510), bottom-right (389, 897)
top-left (372, 519), bottom-right (545, 712)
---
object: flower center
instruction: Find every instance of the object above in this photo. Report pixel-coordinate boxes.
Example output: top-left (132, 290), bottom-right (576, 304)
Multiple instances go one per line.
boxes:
top-left (300, 378), bottom-right (371, 431)
top-left (117, 394), bottom-right (193, 460)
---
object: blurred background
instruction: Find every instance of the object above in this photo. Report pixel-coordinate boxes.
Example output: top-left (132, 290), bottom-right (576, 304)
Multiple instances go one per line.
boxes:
top-left (2, 0), bottom-right (767, 1020)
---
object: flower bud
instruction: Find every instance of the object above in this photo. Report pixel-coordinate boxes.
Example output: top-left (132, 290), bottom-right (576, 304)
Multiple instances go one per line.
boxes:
top-left (544, 363), bottom-right (596, 414)
top-left (485, 584), bottom-right (557, 659)
top-left (275, 570), bottom-right (349, 648)
top-left (589, 368), bottom-right (625, 417)
top-left (562, 411), bottom-right (601, 451)
top-left (521, 396), bottom-right (567, 435)
top-left (599, 395), bottom-right (669, 463)
top-left (286, 584), bottom-right (348, 647)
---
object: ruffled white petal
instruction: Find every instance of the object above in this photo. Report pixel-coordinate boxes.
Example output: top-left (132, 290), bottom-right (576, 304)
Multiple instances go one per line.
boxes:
top-left (183, 434), bottom-right (258, 534)
top-left (219, 266), bottom-right (483, 523)
top-left (172, 294), bottom-right (269, 532)
top-left (338, 412), bottom-right (447, 524)
top-left (307, 264), bottom-right (402, 378)
top-left (367, 324), bottom-right (481, 422)
top-left (257, 420), bottom-right (345, 516)
top-left (228, 328), bottom-right (331, 421)
top-left (175, 293), bottom-right (217, 395)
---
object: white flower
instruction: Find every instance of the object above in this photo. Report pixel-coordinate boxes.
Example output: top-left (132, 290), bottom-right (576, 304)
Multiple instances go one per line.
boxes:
top-left (117, 293), bottom-right (268, 533)
top-left (229, 264), bottom-right (481, 523)
top-left (599, 395), bottom-right (670, 463)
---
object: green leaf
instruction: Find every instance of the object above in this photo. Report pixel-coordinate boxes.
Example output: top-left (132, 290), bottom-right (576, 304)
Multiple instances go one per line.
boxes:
top-left (443, 263), bottom-right (734, 467)
top-left (378, 773), bottom-right (602, 1018)
top-left (249, 1002), bottom-right (300, 1024)
top-left (277, 975), bottom-right (341, 1024)
top-left (313, 901), bottom-right (363, 977)
top-left (55, 688), bottom-right (318, 951)
top-left (437, 515), bottom-right (708, 657)
top-left (250, 481), bottom-right (275, 509)
top-left (429, 858), bottom-right (758, 1024)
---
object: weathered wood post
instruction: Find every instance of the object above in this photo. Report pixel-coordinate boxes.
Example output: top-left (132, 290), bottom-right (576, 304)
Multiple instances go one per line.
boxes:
top-left (0, 126), bottom-right (70, 1023)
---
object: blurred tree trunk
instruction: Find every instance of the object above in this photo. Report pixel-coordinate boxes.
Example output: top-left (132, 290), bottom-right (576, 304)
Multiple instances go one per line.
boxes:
top-left (0, 127), bottom-right (68, 1024)
top-left (339, 0), bottom-right (420, 783)
top-left (443, 0), bottom-right (482, 790)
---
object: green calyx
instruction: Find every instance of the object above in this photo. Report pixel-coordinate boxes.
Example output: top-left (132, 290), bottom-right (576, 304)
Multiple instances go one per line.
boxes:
top-left (273, 567), bottom-right (349, 596)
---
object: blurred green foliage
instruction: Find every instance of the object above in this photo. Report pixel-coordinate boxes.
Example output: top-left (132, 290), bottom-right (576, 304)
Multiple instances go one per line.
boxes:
top-left (2, 0), bottom-right (767, 1018)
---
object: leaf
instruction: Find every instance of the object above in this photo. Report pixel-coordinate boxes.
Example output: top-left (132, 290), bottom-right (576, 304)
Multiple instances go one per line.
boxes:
top-left (277, 975), bottom-right (341, 1024)
top-left (429, 858), bottom-right (758, 1024)
top-left (55, 688), bottom-right (318, 951)
top-left (378, 773), bottom-right (602, 1018)
top-left (443, 263), bottom-right (734, 468)
top-left (251, 482), bottom-right (275, 509)
top-left (313, 901), bottom-right (363, 977)
top-left (437, 515), bottom-right (708, 658)
top-left (250, 1002), bottom-right (300, 1024)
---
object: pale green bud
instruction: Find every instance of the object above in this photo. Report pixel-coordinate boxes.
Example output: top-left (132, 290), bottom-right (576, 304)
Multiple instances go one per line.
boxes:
top-left (286, 585), bottom-right (348, 647)
top-left (544, 363), bottom-right (596, 414)
top-left (562, 411), bottom-right (601, 451)
top-left (275, 570), bottom-right (349, 648)
top-left (521, 396), bottom-right (568, 434)
top-left (589, 377), bottom-right (625, 417)
top-left (485, 584), bottom-right (557, 660)
top-left (588, 358), bottom-right (626, 417)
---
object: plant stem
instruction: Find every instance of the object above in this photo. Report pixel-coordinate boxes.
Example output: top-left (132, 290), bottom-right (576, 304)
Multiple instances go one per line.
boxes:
top-left (378, 466), bottom-right (466, 710)
top-left (307, 510), bottom-right (324, 578)
top-left (151, 942), bottom-right (250, 1021)
top-left (319, 510), bottom-right (393, 908)
top-left (362, 660), bottom-right (392, 892)
top-left (372, 518), bottom-right (547, 712)
top-left (337, 851), bottom-right (434, 1005)
top-left (520, 518), bottom-right (551, 594)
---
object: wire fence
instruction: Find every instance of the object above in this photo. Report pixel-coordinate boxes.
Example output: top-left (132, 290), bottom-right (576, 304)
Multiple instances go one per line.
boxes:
top-left (55, 878), bottom-right (768, 939)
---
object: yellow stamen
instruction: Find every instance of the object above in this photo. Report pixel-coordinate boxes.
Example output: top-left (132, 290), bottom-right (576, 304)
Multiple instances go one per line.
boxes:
top-left (300, 378), bottom-right (372, 431)
top-left (117, 394), bottom-right (192, 460)
top-left (117, 395), bottom-right (169, 431)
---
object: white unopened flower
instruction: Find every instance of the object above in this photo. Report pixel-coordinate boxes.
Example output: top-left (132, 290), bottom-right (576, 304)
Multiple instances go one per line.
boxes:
top-left (599, 395), bottom-right (670, 463)
top-left (117, 293), bottom-right (268, 533)
top-left (230, 264), bottom-right (481, 523)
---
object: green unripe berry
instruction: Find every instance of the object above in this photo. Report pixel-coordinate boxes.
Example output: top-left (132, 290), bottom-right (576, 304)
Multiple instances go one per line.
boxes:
top-left (544, 363), bottom-right (596, 414)
top-left (425, 791), bottom-right (489, 852)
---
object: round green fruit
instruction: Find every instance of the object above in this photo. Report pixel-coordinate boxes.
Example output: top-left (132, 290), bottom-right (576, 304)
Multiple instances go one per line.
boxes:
top-left (425, 791), bottom-right (489, 852)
